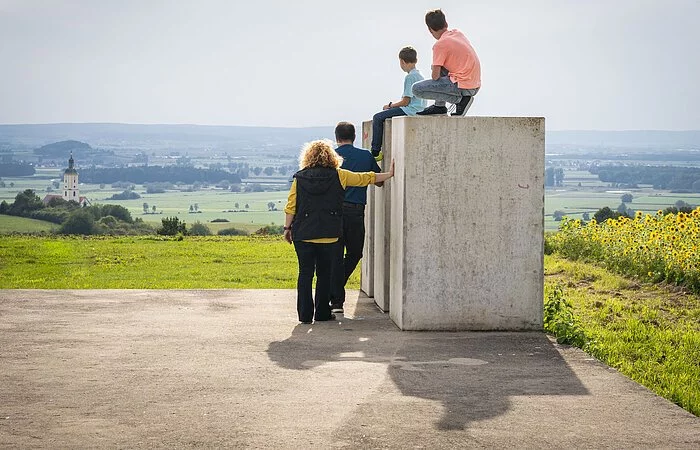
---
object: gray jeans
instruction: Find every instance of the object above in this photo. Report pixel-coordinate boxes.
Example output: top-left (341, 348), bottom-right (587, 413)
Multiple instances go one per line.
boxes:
top-left (412, 76), bottom-right (479, 107)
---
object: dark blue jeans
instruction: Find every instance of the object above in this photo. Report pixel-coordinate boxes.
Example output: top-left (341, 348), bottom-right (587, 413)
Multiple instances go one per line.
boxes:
top-left (330, 203), bottom-right (366, 306)
top-left (371, 107), bottom-right (406, 153)
top-left (293, 241), bottom-right (335, 322)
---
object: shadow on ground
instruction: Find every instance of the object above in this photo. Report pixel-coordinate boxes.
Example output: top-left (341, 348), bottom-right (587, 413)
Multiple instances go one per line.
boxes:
top-left (266, 299), bottom-right (588, 432)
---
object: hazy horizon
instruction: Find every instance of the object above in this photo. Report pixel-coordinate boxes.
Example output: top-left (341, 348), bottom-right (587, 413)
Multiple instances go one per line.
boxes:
top-left (1, 0), bottom-right (699, 130)
top-left (2, 122), bottom-right (700, 133)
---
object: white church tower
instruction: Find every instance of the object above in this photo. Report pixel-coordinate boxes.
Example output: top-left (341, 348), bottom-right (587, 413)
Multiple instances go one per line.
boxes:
top-left (63, 152), bottom-right (79, 202)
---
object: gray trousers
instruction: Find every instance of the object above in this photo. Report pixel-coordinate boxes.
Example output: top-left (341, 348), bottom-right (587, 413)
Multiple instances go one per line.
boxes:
top-left (412, 76), bottom-right (479, 107)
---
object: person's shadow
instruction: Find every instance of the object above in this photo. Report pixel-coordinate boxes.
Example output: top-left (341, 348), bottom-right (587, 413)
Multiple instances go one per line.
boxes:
top-left (266, 295), bottom-right (588, 432)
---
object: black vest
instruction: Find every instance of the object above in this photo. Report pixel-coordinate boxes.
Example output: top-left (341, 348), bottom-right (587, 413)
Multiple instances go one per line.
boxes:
top-left (292, 167), bottom-right (345, 241)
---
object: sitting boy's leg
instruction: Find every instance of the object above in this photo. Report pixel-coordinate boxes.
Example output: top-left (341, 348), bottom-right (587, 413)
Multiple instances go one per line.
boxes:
top-left (371, 107), bottom-right (407, 155)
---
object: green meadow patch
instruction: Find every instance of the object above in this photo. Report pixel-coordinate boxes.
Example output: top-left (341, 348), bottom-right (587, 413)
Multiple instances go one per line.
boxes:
top-left (0, 235), bottom-right (361, 289)
top-left (0, 215), bottom-right (56, 234)
top-left (545, 254), bottom-right (700, 416)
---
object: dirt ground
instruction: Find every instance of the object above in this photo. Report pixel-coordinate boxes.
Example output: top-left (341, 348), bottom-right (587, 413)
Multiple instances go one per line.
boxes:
top-left (1, 289), bottom-right (699, 449)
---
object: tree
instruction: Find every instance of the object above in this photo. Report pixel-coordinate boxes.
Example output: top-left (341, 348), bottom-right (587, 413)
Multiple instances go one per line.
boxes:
top-left (9, 182), bottom-right (14, 188)
top-left (143, 202), bottom-right (149, 213)
top-left (582, 212), bottom-right (590, 221)
top-left (8, 189), bottom-right (44, 216)
top-left (675, 200), bottom-right (692, 209)
top-left (267, 201), bottom-right (276, 211)
top-left (194, 203), bottom-right (199, 212)
top-left (52, 180), bottom-right (60, 189)
top-left (189, 205), bottom-right (194, 213)
top-left (110, 190), bottom-right (140, 200)
top-left (152, 205), bottom-right (157, 214)
top-left (99, 183), bottom-right (105, 189)
top-left (245, 203), bottom-right (250, 209)
top-left (594, 206), bottom-right (627, 223)
top-left (552, 210), bottom-right (565, 221)
top-left (189, 221), bottom-right (212, 236)
top-left (263, 167), bottom-right (275, 176)
top-left (59, 210), bottom-right (95, 235)
top-left (99, 204), bottom-right (133, 223)
top-left (218, 227), bottom-right (248, 236)
top-left (554, 168), bottom-right (564, 186)
top-left (234, 202), bottom-right (240, 209)
top-left (545, 167), bottom-right (554, 187)
top-left (254, 224), bottom-right (284, 235)
top-left (252, 167), bottom-right (262, 176)
top-left (244, 183), bottom-right (264, 193)
top-left (621, 193), bottom-right (633, 203)
top-left (0, 200), bottom-right (8, 214)
top-left (157, 216), bottom-right (187, 235)
top-left (616, 202), bottom-right (628, 214)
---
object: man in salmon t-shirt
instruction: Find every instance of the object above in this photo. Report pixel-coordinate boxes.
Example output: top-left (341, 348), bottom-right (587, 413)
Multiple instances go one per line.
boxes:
top-left (412, 9), bottom-right (481, 117)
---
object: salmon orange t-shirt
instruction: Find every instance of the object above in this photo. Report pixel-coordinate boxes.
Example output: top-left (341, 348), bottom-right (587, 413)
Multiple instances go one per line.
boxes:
top-left (432, 29), bottom-right (481, 90)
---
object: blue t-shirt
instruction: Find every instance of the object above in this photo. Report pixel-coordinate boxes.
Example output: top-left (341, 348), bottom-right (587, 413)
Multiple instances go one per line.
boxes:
top-left (401, 68), bottom-right (427, 116)
top-left (336, 144), bottom-right (381, 205)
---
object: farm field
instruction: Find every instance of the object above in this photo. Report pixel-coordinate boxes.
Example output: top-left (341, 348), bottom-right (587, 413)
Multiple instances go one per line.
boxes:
top-left (544, 188), bottom-right (700, 230)
top-left (0, 215), bottom-right (56, 233)
top-left (2, 170), bottom-right (699, 232)
top-left (0, 170), bottom-right (290, 228)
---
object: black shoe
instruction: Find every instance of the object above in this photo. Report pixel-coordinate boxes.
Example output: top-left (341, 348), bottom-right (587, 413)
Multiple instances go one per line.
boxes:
top-left (416, 105), bottom-right (448, 116)
top-left (330, 303), bottom-right (344, 314)
top-left (314, 313), bottom-right (336, 322)
top-left (452, 95), bottom-right (474, 116)
top-left (300, 319), bottom-right (312, 324)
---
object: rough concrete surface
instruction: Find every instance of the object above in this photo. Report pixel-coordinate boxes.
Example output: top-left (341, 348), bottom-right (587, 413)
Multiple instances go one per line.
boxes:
top-left (1, 289), bottom-right (698, 449)
top-left (388, 116), bottom-right (544, 330)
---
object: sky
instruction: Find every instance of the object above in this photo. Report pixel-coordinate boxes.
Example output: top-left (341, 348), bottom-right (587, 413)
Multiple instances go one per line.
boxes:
top-left (0, 0), bottom-right (698, 130)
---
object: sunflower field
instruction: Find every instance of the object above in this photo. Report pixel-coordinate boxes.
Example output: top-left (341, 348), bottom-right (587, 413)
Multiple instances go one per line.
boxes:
top-left (548, 207), bottom-right (700, 294)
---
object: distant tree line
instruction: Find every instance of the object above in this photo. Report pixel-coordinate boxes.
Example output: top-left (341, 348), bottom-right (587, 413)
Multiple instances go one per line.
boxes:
top-left (0, 189), bottom-right (152, 235)
top-left (0, 163), bottom-right (35, 176)
top-left (545, 167), bottom-right (564, 187)
top-left (591, 165), bottom-right (700, 191)
top-left (79, 165), bottom-right (242, 185)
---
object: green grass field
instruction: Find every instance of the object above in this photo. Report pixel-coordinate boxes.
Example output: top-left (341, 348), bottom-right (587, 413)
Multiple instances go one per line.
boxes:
top-left (0, 215), bottom-right (57, 233)
top-left (545, 254), bottom-right (700, 416)
top-left (0, 235), bottom-right (361, 289)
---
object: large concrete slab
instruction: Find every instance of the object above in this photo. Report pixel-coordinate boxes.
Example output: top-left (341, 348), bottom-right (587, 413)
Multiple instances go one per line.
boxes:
top-left (360, 121), bottom-right (375, 298)
top-left (389, 116), bottom-right (545, 330)
top-left (372, 118), bottom-right (393, 312)
top-left (1, 289), bottom-right (698, 448)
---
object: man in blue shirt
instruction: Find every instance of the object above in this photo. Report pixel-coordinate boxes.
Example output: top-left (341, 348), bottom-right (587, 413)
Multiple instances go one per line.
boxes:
top-left (329, 122), bottom-right (383, 314)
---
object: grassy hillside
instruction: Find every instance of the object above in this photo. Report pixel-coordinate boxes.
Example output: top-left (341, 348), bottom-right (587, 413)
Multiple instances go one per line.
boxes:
top-left (0, 215), bottom-right (56, 234)
top-left (0, 235), bottom-right (360, 289)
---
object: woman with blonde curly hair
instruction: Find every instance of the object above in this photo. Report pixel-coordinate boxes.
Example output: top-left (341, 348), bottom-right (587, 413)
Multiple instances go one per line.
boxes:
top-left (284, 139), bottom-right (394, 324)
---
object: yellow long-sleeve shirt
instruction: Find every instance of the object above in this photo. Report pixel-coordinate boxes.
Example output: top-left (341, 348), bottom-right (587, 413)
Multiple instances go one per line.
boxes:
top-left (285, 168), bottom-right (376, 243)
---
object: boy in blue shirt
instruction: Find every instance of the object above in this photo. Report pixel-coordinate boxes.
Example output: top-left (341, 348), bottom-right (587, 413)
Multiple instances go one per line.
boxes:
top-left (371, 46), bottom-right (426, 161)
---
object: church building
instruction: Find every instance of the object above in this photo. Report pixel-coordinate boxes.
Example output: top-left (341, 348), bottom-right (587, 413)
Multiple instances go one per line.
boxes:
top-left (42, 153), bottom-right (91, 206)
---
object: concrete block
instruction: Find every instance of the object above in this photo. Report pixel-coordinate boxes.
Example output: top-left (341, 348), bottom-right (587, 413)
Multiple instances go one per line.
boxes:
top-left (372, 119), bottom-right (392, 312)
top-left (388, 116), bottom-right (544, 330)
top-left (360, 121), bottom-right (375, 297)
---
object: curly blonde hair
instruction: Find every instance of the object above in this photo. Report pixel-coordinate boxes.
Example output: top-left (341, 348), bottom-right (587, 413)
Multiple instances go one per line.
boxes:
top-left (299, 139), bottom-right (343, 169)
